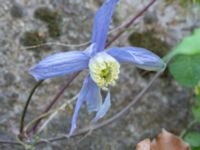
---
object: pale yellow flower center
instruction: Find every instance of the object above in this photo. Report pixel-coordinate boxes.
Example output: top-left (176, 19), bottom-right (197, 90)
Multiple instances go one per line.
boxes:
top-left (89, 52), bottom-right (120, 90)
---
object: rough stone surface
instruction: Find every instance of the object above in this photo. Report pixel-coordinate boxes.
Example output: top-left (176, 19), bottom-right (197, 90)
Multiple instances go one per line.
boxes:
top-left (0, 0), bottom-right (199, 149)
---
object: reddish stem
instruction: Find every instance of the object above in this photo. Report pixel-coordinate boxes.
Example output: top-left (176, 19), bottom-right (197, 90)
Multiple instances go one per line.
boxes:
top-left (28, 72), bottom-right (80, 134)
top-left (106, 0), bottom-right (156, 47)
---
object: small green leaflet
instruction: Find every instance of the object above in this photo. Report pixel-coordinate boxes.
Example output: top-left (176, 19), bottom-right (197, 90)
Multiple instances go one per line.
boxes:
top-left (184, 132), bottom-right (200, 148)
top-left (165, 28), bottom-right (200, 61)
top-left (169, 54), bottom-right (200, 87)
top-left (167, 28), bottom-right (200, 87)
top-left (193, 91), bottom-right (200, 122)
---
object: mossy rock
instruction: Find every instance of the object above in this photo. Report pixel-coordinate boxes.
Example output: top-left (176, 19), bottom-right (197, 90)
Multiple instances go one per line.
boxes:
top-left (34, 7), bottom-right (62, 38)
top-left (128, 30), bottom-right (170, 57)
top-left (47, 22), bottom-right (61, 38)
top-left (20, 31), bottom-right (49, 53)
top-left (34, 7), bottom-right (61, 23)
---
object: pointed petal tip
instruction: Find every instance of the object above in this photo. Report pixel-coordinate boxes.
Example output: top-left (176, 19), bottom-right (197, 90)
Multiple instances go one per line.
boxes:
top-left (69, 126), bottom-right (76, 137)
top-left (91, 91), bottom-right (111, 123)
top-left (29, 66), bottom-right (41, 81)
top-left (86, 76), bottom-right (102, 113)
top-left (68, 75), bottom-right (91, 138)
top-left (154, 59), bottom-right (166, 71)
top-left (107, 47), bottom-right (166, 71)
top-left (29, 65), bottom-right (46, 81)
top-left (91, 0), bottom-right (119, 52)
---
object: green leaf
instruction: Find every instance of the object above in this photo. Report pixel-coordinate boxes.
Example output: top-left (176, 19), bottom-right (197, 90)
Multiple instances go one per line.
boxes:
top-left (169, 54), bottom-right (200, 87)
top-left (196, 95), bottom-right (200, 101)
top-left (194, 28), bottom-right (200, 35)
top-left (174, 30), bottom-right (200, 55)
top-left (195, 85), bottom-right (200, 96)
top-left (164, 28), bottom-right (200, 61)
top-left (195, 0), bottom-right (200, 5)
top-left (192, 147), bottom-right (200, 150)
top-left (184, 132), bottom-right (200, 147)
top-left (192, 94), bottom-right (200, 122)
top-left (193, 106), bottom-right (200, 122)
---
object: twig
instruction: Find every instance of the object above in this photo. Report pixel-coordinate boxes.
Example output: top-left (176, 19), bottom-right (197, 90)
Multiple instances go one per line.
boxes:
top-left (23, 41), bottom-right (90, 49)
top-left (24, 109), bottom-right (57, 132)
top-left (0, 140), bottom-right (21, 146)
top-left (29, 72), bottom-right (80, 134)
top-left (0, 61), bottom-right (164, 146)
top-left (47, 68), bottom-right (165, 142)
top-left (37, 94), bottom-right (78, 133)
top-left (106, 0), bottom-right (156, 47)
top-left (19, 80), bottom-right (44, 134)
top-left (24, 94), bottom-right (78, 132)
top-left (22, 21), bottom-right (134, 50)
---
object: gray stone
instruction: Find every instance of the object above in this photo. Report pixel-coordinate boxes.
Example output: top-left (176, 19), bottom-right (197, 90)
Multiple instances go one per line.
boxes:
top-left (0, 0), bottom-right (199, 149)
top-left (10, 3), bottom-right (24, 18)
top-left (3, 72), bottom-right (16, 85)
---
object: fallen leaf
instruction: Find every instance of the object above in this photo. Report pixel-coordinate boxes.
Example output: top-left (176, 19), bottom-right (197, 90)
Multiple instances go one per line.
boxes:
top-left (136, 129), bottom-right (191, 150)
top-left (136, 139), bottom-right (150, 150)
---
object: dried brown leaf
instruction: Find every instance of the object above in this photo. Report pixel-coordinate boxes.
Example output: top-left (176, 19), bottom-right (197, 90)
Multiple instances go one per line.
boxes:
top-left (136, 139), bottom-right (151, 150)
top-left (136, 129), bottom-right (191, 150)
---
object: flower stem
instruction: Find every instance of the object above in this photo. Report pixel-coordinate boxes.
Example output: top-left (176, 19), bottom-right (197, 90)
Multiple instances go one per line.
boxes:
top-left (2, 55), bottom-right (164, 147)
top-left (19, 80), bottom-right (44, 135)
top-left (71, 68), bottom-right (165, 137)
top-left (41, 67), bottom-right (165, 142)
top-left (29, 72), bottom-right (80, 134)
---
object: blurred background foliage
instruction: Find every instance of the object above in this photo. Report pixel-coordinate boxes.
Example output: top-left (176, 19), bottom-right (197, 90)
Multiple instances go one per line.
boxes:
top-left (165, 28), bottom-right (200, 150)
top-left (165, 0), bottom-right (200, 6)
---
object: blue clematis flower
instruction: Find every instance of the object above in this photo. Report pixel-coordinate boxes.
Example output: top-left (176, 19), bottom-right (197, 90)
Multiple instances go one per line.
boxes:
top-left (29, 0), bottom-right (165, 135)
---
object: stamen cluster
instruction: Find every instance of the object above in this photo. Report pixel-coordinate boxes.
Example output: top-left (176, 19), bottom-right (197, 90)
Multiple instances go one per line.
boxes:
top-left (89, 52), bottom-right (120, 90)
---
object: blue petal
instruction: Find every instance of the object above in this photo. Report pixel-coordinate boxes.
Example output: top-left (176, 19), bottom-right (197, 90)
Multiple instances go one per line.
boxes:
top-left (107, 47), bottom-right (165, 71)
top-left (92, 90), bottom-right (111, 123)
top-left (69, 75), bottom-right (90, 135)
top-left (69, 75), bottom-right (102, 135)
top-left (91, 0), bottom-right (119, 53)
top-left (84, 43), bottom-right (96, 57)
top-left (29, 51), bottom-right (89, 80)
top-left (85, 76), bottom-right (102, 113)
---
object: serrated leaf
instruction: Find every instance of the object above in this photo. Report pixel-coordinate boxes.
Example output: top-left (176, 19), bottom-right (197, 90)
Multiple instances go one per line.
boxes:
top-left (169, 54), bottom-right (200, 87)
top-left (184, 132), bottom-right (200, 147)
